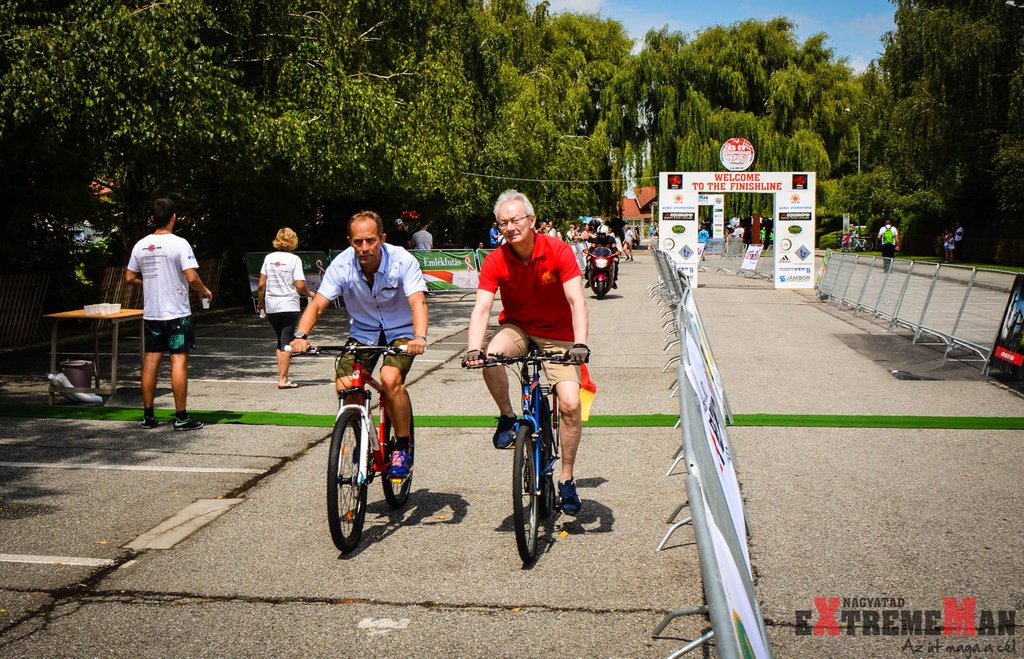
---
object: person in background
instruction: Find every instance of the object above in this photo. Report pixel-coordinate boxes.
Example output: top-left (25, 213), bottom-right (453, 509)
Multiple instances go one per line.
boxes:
top-left (412, 220), bottom-right (433, 250)
top-left (125, 197), bottom-right (212, 430)
top-left (877, 220), bottom-right (900, 272)
top-left (489, 220), bottom-right (502, 247)
top-left (623, 224), bottom-right (634, 262)
top-left (257, 227), bottom-right (313, 389)
top-left (387, 218), bottom-right (411, 249)
top-left (953, 222), bottom-right (964, 262)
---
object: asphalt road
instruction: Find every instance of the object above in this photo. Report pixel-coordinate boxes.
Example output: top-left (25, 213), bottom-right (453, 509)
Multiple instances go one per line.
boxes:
top-left (1, 250), bottom-right (1022, 658)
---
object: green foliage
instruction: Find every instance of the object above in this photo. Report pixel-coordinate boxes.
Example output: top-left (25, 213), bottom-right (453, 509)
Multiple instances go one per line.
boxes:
top-left (818, 230), bottom-right (844, 250)
top-left (6, 0), bottom-right (1024, 307)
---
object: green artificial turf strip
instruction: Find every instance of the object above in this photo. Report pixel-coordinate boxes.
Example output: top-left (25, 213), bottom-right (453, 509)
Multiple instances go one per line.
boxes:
top-left (2, 405), bottom-right (1022, 429)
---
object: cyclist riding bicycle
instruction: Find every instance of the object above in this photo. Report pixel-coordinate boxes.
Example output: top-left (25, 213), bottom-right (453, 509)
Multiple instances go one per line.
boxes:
top-left (290, 210), bottom-right (428, 478)
top-left (463, 189), bottom-right (590, 516)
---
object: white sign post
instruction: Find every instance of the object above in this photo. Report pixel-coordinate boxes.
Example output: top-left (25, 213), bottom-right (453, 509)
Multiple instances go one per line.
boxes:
top-left (658, 171), bottom-right (816, 289)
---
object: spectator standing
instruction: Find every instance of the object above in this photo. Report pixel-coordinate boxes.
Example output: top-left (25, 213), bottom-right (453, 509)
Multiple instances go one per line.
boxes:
top-left (124, 198), bottom-right (212, 430)
top-left (489, 221), bottom-right (502, 247)
top-left (943, 228), bottom-right (955, 263)
top-left (877, 220), bottom-right (900, 272)
top-left (387, 218), bottom-right (411, 249)
top-left (954, 222), bottom-right (964, 261)
top-left (257, 228), bottom-right (312, 389)
top-left (412, 221), bottom-right (433, 250)
top-left (623, 224), bottom-right (634, 262)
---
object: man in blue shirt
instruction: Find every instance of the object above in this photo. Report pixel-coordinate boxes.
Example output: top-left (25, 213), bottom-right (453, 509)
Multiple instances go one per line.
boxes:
top-left (291, 211), bottom-right (428, 476)
top-left (489, 221), bottom-right (502, 247)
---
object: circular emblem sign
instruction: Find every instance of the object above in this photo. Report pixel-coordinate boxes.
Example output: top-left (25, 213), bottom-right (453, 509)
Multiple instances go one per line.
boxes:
top-left (719, 137), bottom-right (755, 172)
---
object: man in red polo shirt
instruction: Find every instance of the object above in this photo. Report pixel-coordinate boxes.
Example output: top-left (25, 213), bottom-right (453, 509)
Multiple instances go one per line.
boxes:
top-left (463, 189), bottom-right (590, 516)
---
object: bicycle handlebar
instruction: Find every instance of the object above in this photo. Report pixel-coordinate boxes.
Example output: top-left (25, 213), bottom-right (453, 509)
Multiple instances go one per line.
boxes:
top-left (462, 350), bottom-right (575, 369)
top-left (289, 344), bottom-right (409, 356)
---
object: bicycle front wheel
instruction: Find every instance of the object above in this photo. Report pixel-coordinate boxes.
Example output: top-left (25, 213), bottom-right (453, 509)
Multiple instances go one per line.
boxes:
top-left (327, 409), bottom-right (368, 553)
top-left (512, 423), bottom-right (539, 564)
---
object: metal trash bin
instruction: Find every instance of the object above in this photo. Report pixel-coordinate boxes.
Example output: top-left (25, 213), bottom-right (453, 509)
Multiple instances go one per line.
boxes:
top-left (60, 359), bottom-right (94, 388)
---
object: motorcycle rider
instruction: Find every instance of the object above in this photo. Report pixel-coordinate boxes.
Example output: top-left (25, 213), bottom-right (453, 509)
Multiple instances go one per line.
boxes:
top-left (583, 224), bottom-right (620, 289)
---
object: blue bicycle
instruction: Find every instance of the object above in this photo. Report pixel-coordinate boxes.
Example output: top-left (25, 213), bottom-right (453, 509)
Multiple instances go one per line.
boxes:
top-left (467, 349), bottom-right (573, 563)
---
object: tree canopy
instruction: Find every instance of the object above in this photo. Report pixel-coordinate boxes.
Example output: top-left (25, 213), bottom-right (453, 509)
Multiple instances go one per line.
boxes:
top-left (2, 0), bottom-right (1022, 310)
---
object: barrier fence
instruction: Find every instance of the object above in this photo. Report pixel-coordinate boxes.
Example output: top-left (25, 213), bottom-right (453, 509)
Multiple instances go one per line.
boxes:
top-left (715, 240), bottom-right (774, 280)
top-left (816, 251), bottom-right (1018, 370)
top-left (649, 249), bottom-right (771, 659)
top-left (0, 274), bottom-right (49, 347)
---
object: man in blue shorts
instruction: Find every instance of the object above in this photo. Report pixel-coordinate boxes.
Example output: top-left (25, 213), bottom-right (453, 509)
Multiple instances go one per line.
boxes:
top-left (125, 198), bottom-right (213, 430)
top-left (290, 211), bottom-right (428, 477)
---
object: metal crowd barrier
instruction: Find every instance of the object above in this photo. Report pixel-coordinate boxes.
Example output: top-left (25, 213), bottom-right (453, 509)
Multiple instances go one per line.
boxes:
top-left (714, 239), bottom-right (745, 274)
top-left (649, 250), bottom-right (771, 659)
top-left (816, 251), bottom-right (1017, 369)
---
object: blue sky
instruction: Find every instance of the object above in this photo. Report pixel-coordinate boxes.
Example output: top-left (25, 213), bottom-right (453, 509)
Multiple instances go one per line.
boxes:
top-left (544, 0), bottom-right (896, 72)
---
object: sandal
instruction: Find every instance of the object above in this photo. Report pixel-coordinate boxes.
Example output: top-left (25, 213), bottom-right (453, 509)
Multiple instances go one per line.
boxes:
top-left (277, 381), bottom-right (299, 389)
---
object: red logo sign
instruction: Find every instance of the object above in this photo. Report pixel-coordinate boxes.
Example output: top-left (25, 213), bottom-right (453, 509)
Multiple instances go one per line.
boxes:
top-left (720, 137), bottom-right (755, 172)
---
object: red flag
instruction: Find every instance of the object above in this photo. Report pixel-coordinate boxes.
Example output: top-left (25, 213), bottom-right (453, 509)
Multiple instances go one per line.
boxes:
top-left (579, 363), bottom-right (597, 421)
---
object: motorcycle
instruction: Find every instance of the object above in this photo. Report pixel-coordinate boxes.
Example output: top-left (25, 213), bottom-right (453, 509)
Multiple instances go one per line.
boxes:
top-left (586, 246), bottom-right (615, 299)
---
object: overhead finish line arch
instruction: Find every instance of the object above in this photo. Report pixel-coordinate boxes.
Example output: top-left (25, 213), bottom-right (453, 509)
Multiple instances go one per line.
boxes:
top-left (658, 171), bottom-right (817, 289)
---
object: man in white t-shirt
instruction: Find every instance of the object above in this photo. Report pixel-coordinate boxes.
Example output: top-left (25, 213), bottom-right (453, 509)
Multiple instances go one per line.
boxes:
top-left (125, 198), bottom-right (212, 431)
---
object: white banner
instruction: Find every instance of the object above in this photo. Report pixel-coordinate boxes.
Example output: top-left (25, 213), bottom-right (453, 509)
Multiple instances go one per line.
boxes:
top-left (684, 331), bottom-right (746, 561)
top-left (702, 488), bottom-right (771, 658)
top-left (740, 245), bottom-right (763, 271)
top-left (658, 173), bottom-right (699, 282)
top-left (659, 171), bottom-right (816, 289)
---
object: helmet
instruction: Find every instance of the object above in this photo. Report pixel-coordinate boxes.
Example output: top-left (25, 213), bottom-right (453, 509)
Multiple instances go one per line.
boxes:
top-left (598, 225), bottom-right (609, 235)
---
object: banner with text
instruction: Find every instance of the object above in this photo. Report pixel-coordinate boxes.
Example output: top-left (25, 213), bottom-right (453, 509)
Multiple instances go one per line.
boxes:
top-left (659, 171), bottom-right (816, 289)
top-left (412, 250), bottom-right (480, 291)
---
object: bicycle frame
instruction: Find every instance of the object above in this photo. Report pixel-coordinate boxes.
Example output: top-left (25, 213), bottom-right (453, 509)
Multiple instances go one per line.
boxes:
top-left (515, 361), bottom-right (559, 498)
top-left (336, 359), bottom-right (389, 486)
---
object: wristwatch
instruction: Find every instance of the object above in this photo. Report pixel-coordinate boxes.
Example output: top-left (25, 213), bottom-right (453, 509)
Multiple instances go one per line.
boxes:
top-left (413, 335), bottom-right (427, 341)
top-left (294, 330), bottom-right (307, 340)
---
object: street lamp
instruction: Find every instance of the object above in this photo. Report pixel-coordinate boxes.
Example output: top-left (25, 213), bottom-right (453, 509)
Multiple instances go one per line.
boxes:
top-left (844, 107), bottom-right (861, 174)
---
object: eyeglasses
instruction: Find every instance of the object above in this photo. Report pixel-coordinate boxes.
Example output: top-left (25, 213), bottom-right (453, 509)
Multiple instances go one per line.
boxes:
top-left (497, 216), bottom-right (531, 229)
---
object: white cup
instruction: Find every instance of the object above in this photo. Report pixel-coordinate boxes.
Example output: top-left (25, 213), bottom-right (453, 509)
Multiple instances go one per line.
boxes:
top-left (259, 309), bottom-right (266, 319)
top-left (201, 298), bottom-right (211, 310)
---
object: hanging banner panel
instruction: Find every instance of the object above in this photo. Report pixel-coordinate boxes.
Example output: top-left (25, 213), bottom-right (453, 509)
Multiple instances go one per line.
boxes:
top-left (659, 173), bottom-right (700, 282)
top-left (773, 173), bottom-right (817, 289)
top-left (412, 250), bottom-right (479, 291)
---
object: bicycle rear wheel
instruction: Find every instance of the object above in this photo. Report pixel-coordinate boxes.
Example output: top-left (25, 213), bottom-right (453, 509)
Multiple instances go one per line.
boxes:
top-left (327, 409), bottom-right (367, 553)
top-left (382, 402), bottom-right (414, 509)
top-left (512, 423), bottom-right (539, 563)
